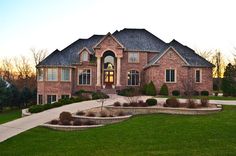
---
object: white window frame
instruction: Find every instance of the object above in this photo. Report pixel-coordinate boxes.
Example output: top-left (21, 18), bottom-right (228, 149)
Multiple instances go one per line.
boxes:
top-left (78, 69), bottom-right (91, 85)
top-left (81, 51), bottom-right (89, 62)
top-left (195, 69), bottom-right (202, 83)
top-left (47, 95), bottom-right (57, 104)
top-left (61, 68), bottom-right (71, 81)
top-left (127, 70), bottom-right (140, 86)
top-left (47, 68), bottom-right (58, 81)
top-left (165, 69), bottom-right (176, 83)
top-left (128, 52), bottom-right (139, 63)
top-left (37, 68), bottom-right (44, 81)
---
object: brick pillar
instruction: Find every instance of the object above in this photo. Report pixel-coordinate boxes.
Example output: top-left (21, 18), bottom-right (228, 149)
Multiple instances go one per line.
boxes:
top-left (96, 57), bottom-right (101, 86)
top-left (116, 57), bottom-right (121, 86)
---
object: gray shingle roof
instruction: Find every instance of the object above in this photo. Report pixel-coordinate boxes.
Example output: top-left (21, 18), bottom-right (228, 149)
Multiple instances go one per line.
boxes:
top-left (37, 28), bottom-right (213, 68)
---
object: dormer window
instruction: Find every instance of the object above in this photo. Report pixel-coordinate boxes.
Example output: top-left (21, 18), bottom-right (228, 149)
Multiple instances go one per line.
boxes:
top-left (81, 51), bottom-right (89, 62)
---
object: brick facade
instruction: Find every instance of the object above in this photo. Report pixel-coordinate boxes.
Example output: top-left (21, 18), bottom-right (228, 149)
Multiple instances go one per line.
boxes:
top-left (37, 31), bottom-right (213, 104)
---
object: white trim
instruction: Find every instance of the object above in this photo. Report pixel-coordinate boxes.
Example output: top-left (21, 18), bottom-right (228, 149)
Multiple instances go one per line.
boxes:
top-left (195, 69), bottom-right (202, 83)
top-left (77, 68), bottom-right (92, 86)
top-left (153, 46), bottom-right (189, 65)
top-left (165, 68), bottom-right (177, 83)
top-left (78, 47), bottom-right (92, 55)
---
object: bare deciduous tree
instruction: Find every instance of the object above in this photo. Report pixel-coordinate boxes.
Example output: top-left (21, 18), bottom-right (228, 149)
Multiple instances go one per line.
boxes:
top-left (211, 50), bottom-right (225, 78)
top-left (195, 49), bottom-right (212, 61)
top-left (14, 56), bottom-right (33, 79)
top-left (0, 58), bottom-right (14, 81)
top-left (31, 48), bottom-right (47, 66)
top-left (181, 70), bottom-right (195, 98)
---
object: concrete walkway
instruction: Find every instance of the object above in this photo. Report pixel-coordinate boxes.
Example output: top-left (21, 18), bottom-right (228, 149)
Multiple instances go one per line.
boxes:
top-left (0, 95), bottom-right (235, 143)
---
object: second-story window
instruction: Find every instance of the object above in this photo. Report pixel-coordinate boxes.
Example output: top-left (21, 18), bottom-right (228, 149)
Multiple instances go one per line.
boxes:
top-left (81, 51), bottom-right (88, 62)
top-left (37, 68), bottom-right (44, 81)
top-left (128, 52), bottom-right (139, 63)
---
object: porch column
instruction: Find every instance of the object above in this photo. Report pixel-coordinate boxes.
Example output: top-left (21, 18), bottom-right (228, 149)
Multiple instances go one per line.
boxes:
top-left (96, 56), bottom-right (101, 86)
top-left (116, 57), bottom-right (121, 86)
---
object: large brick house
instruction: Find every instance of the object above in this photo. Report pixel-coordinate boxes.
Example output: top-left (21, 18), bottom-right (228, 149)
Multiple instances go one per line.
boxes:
top-left (36, 28), bottom-right (214, 104)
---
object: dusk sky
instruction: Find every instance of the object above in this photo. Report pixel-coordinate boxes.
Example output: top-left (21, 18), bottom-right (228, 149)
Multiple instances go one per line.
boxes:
top-left (1, 0), bottom-right (236, 62)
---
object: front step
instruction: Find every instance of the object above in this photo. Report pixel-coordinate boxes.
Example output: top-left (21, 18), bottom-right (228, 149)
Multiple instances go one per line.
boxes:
top-left (101, 89), bottom-right (117, 94)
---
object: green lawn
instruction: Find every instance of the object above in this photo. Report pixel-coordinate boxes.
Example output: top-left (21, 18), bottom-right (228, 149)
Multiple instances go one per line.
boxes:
top-left (0, 109), bottom-right (21, 124)
top-left (0, 106), bottom-right (236, 156)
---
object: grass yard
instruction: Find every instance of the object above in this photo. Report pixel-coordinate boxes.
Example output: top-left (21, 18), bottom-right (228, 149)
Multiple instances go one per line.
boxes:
top-left (0, 106), bottom-right (236, 156)
top-left (157, 95), bottom-right (236, 100)
top-left (0, 109), bottom-right (21, 124)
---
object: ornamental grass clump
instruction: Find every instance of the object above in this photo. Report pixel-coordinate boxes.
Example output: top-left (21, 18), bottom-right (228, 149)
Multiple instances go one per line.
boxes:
top-left (164, 97), bottom-right (180, 107)
top-left (201, 97), bottom-right (209, 107)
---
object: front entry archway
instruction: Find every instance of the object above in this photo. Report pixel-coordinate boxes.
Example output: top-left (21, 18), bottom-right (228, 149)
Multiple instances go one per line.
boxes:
top-left (102, 51), bottom-right (115, 88)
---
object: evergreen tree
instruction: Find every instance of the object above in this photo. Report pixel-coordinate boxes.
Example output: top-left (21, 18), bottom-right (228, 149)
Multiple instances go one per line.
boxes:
top-left (222, 63), bottom-right (236, 96)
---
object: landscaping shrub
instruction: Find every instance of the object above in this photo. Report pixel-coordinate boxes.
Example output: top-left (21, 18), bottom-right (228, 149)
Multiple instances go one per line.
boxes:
top-left (192, 90), bottom-right (200, 96)
top-left (75, 89), bottom-right (92, 95)
top-left (59, 112), bottom-right (72, 122)
top-left (86, 111), bottom-right (96, 117)
top-left (187, 99), bottom-right (197, 108)
top-left (146, 98), bottom-right (157, 106)
top-left (141, 83), bottom-right (148, 94)
top-left (159, 84), bottom-right (169, 95)
top-left (84, 120), bottom-right (96, 125)
top-left (92, 92), bottom-right (109, 100)
top-left (113, 101), bottom-right (121, 107)
top-left (123, 103), bottom-right (129, 107)
top-left (172, 90), bottom-right (180, 96)
top-left (73, 119), bottom-right (83, 126)
top-left (43, 104), bottom-right (54, 110)
top-left (145, 81), bottom-right (157, 96)
top-left (61, 119), bottom-right (71, 125)
top-left (165, 97), bottom-right (180, 107)
top-left (28, 105), bottom-right (44, 113)
top-left (50, 119), bottom-right (59, 125)
top-left (201, 97), bottom-right (209, 107)
top-left (116, 110), bottom-right (125, 116)
top-left (100, 111), bottom-right (108, 117)
top-left (76, 111), bottom-right (85, 116)
top-left (138, 100), bottom-right (148, 107)
top-left (201, 91), bottom-right (209, 96)
top-left (129, 102), bottom-right (138, 107)
top-left (117, 87), bottom-right (136, 96)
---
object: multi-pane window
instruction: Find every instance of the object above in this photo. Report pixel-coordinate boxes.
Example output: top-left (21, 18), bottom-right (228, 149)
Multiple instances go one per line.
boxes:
top-left (38, 95), bottom-right (43, 104)
top-left (81, 51), bottom-right (88, 62)
top-left (128, 52), bottom-right (139, 63)
top-left (47, 68), bottom-right (58, 81)
top-left (166, 69), bottom-right (176, 83)
top-left (78, 69), bottom-right (91, 85)
top-left (37, 68), bottom-right (44, 81)
top-left (195, 69), bottom-right (201, 83)
top-left (47, 95), bottom-right (56, 104)
top-left (61, 68), bottom-right (70, 81)
top-left (128, 70), bottom-right (139, 86)
top-left (61, 95), bottom-right (70, 99)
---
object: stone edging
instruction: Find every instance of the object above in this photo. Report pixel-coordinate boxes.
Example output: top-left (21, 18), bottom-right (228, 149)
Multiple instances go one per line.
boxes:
top-left (73, 115), bottom-right (132, 125)
top-left (104, 105), bottom-right (222, 115)
top-left (22, 108), bottom-right (31, 117)
top-left (41, 123), bottom-right (104, 131)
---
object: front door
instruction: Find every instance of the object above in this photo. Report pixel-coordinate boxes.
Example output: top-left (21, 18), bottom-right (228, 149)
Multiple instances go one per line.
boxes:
top-left (104, 70), bottom-right (114, 88)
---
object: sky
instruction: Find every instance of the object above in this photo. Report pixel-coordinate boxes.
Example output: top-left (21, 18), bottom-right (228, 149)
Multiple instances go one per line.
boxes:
top-left (0, 0), bottom-right (236, 62)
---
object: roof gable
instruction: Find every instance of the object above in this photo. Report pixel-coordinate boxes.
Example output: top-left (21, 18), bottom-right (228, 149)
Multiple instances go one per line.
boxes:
top-left (93, 33), bottom-right (124, 49)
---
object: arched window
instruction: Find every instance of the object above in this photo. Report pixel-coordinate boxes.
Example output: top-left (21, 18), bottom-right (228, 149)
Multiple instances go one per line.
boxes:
top-left (128, 70), bottom-right (139, 86)
top-left (81, 51), bottom-right (88, 62)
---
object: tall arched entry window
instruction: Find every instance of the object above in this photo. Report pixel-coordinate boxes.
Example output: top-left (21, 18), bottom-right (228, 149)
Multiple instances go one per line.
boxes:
top-left (102, 51), bottom-right (116, 88)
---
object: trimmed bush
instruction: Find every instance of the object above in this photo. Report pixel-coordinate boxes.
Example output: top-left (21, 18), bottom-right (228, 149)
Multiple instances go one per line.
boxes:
top-left (123, 103), bottom-right (129, 107)
top-left (138, 100), bottom-right (148, 107)
top-left (201, 91), bottom-right (209, 96)
top-left (43, 104), bottom-right (54, 110)
top-left (113, 101), bottom-right (121, 107)
top-left (160, 84), bottom-right (169, 95)
top-left (73, 119), bottom-right (83, 126)
top-left (165, 97), bottom-right (180, 107)
top-left (84, 120), bottom-right (96, 125)
top-left (28, 105), bottom-right (44, 113)
top-left (130, 102), bottom-right (139, 107)
top-left (59, 112), bottom-right (72, 122)
top-left (187, 99), bottom-right (197, 108)
top-left (76, 111), bottom-right (85, 116)
top-left (87, 111), bottom-right (96, 117)
top-left (172, 90), bottom-right (180, 96)
top-left (50, 119), bottom-right (59, 125)
top-left (61, 119), bottom-right (71, 125)
top-left (193, 90), bottom-right (200, 96)
top-left (146, 98), bottom-right (157, 106)
top-left (145, 81), bottom-right (157, 96)
top-left (117, 87), bottom-right (137, 96)
top-left (92, 92), bottom-right (109, 100)
top-left (201, 97), bottom-right (209, 107)
top-left (100, 111), bottom-right (108, 117)
top-left (116, 110), bottom-right (125, 116)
